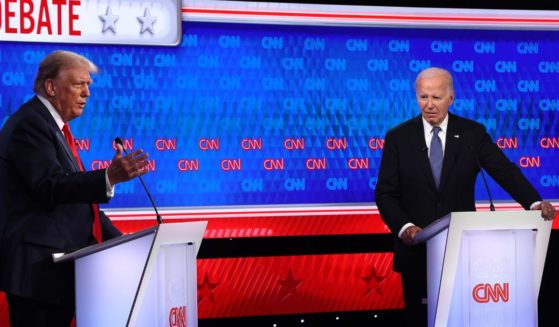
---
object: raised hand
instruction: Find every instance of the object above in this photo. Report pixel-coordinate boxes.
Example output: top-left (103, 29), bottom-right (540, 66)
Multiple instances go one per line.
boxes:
top-left (107, 143), bottom-right (149, 186)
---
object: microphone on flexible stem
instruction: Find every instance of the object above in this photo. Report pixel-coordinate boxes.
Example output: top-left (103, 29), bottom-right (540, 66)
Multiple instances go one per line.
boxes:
top-left (114, 137), bottom-right (164, 224)
top-left (466, 143), bottom-right (495, 211)
top-left (478, 164), bottom-right (495, 212)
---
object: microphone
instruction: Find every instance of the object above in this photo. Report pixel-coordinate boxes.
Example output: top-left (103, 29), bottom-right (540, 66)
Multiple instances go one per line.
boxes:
top-left (466, 143), bottom-right (495, 211)
top-left (114, 137), bottom-right (164, 224)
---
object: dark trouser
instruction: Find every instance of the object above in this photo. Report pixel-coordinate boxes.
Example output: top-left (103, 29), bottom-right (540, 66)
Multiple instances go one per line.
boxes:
top-left (6, 293), bottom-right (74, 327)
top-left (400, 268), bottom-right (428, 327)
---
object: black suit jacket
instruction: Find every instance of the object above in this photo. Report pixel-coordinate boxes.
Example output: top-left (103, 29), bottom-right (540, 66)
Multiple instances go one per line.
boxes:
top-left (0, 96), bottom-right (121, 303)
top-left (375, 113), bottom-right (541, 273)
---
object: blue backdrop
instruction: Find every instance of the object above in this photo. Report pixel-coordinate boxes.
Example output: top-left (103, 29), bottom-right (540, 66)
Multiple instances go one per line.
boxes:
top-left (1, 22), bottom-right (558, 208)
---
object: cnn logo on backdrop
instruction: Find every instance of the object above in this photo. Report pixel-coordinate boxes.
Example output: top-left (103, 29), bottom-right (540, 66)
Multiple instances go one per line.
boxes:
top-left (169, 306), bottom-right (186, 327)
top-left (472, 283), bottom-right (509, 303)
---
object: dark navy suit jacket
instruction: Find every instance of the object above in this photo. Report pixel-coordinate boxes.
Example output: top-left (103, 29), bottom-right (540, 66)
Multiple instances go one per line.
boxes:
top-left (375, 113), bottom-right (541, 273)
top-left (0, 96), bottom-right (121, 303)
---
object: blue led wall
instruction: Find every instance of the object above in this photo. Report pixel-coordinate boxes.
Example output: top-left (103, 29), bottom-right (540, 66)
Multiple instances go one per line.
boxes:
top-left (0, 22), bottom-right (558, 208)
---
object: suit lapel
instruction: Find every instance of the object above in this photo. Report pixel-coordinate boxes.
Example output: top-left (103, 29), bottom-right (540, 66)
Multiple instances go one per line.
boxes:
top-left (30, 96), bottom-right (81, 172)
top-left (439, 114), bottom-right (462, 191)
top-left (55, 131), bottom-right (81, 172)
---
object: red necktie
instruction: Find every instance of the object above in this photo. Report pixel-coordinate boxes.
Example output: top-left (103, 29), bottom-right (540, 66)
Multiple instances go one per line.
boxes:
top-left (62, 123), bottom-right (103, 243)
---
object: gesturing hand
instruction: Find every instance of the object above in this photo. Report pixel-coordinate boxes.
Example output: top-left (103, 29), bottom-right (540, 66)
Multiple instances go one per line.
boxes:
top-left (107, 143), bottom-right (149, 186)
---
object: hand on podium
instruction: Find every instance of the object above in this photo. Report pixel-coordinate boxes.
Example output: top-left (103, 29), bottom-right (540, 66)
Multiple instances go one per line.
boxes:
top-left (532, 200), bottom-right (557, 221)
top-left (401, 225), bottom-right (423, 245)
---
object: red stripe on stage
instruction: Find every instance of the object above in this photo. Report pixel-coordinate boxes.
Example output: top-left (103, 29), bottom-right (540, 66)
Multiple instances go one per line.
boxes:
top-left (110, 204), bottom-right (559, 234)
top-left (113, 214), bottom-right (391, 238)
top-left (196, 253), bottom-right (403, 318)
top-left (108, 208), bottom-right (379, 219)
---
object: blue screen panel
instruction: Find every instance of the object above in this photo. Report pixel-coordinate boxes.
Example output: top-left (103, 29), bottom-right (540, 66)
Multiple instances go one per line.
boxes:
top-left (0, 22), bottom-right (558, 208)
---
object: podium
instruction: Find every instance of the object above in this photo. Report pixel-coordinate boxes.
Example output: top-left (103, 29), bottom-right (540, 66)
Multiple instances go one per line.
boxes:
top-left (415, 211), bottom-right (551, 327)
top-left (54, 221), bottom-right (207, 327)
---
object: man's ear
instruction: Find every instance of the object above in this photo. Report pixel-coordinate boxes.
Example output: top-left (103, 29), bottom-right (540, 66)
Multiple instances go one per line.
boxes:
top-left (45, 79), bottom-right (56, 97)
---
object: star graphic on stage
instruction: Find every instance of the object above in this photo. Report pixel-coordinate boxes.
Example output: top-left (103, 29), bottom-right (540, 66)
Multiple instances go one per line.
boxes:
top-left (361, 265), bottom-right (387, 296)
top-left (198, 272), bottom-right (219, 303)
top-left (137, 8), bottom-right (157, 35)
top-left (277, 269), bottom-right (303, 301)
top-left (98, 6), bottom-right (119, 34)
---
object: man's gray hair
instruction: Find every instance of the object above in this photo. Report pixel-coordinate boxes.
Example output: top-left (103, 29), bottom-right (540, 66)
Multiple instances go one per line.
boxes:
top-left (415, 67), bottom-right (454, 93)
top-left (33, 50), bottom-right (98, 96)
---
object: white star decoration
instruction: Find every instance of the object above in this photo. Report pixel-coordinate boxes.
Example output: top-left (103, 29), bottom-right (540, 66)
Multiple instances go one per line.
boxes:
top-left (137, 8), bottom-right (157, 35)
top-left (98, 6), bottom-right (119, 34)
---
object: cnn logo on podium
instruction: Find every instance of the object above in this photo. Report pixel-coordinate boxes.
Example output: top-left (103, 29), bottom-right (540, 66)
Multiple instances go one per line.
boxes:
top-left (169, 305), bottom-right (186, 327)
top-left (472, 282), bottom-right (509, 303)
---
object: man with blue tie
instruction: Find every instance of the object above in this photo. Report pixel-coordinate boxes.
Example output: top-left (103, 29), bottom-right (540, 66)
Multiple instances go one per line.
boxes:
top-left (375, 67), bottom-right (557, 327)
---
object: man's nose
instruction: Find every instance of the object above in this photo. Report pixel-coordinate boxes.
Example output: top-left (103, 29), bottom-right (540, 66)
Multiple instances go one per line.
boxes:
top-left (82, 85), bottom-right (90, 97)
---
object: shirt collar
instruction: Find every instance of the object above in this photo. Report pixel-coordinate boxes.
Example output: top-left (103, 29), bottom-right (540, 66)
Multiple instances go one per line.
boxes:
top-left (37, 95), bottom-right (65, 130)
top-left (422, 113), bottom-right (449, 135)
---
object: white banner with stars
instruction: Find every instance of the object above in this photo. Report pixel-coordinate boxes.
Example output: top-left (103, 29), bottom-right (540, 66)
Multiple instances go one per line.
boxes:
top-left (0, 0), bottom-right (181, 46)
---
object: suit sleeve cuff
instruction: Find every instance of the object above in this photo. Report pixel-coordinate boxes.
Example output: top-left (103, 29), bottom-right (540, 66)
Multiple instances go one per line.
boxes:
top-left (530, 201), bottom-right (541, 210)
top-left (105, 169), bottom-right (115, 198)
top-left (398, 222), bottom-right (415, 239)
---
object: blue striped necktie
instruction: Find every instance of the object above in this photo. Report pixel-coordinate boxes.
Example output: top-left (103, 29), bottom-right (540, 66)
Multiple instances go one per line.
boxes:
top-left (429, 126), bottom-right (443, 188)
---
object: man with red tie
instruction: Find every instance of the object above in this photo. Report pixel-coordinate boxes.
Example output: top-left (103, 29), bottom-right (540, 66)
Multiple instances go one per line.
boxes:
top-left (0, 50), bottom-right (149, 327)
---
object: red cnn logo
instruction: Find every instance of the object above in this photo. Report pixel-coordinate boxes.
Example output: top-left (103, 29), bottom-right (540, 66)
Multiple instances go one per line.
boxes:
top-left (169, 306), bottom-right (186, 327)
top-left (472, 283), bottom-right (509, 303)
